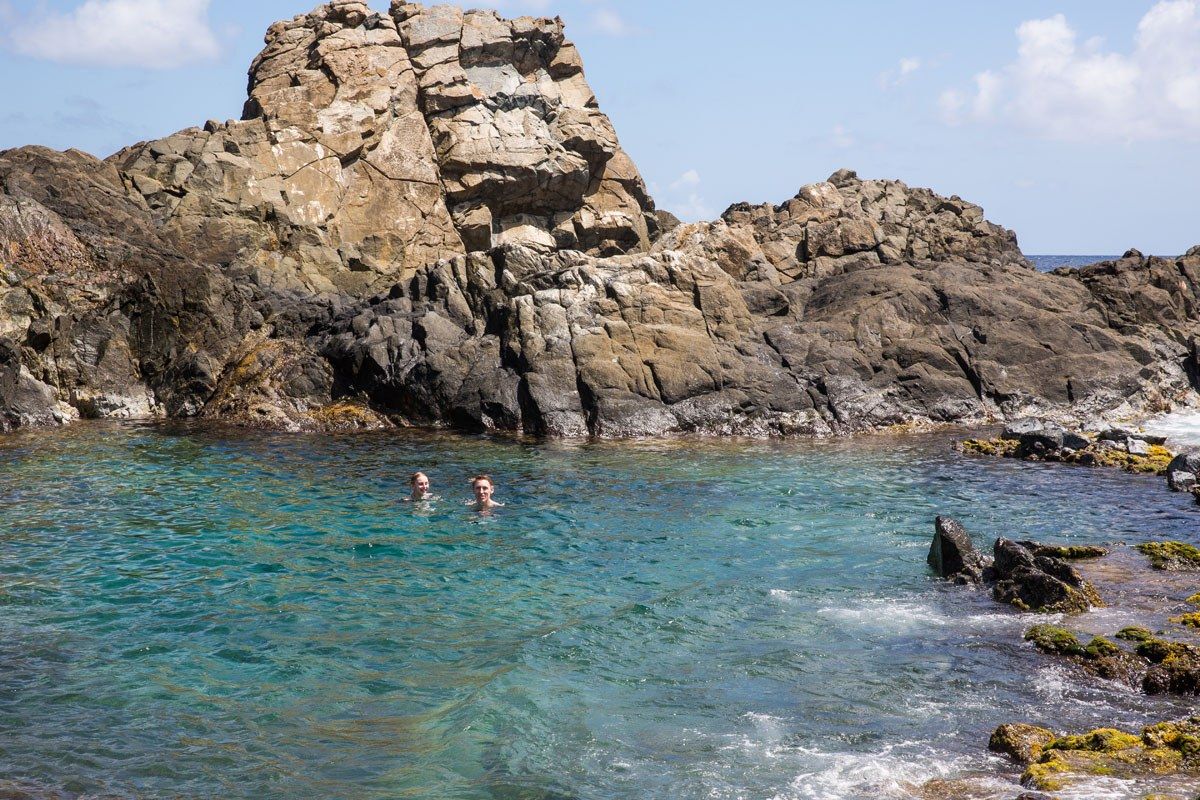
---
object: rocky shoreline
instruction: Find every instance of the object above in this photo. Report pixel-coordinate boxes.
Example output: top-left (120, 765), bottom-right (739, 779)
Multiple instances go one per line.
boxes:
top-left (929, 514), bottom-right (1200, 798)
top-left (1, 0), bottom-right (1199, 437)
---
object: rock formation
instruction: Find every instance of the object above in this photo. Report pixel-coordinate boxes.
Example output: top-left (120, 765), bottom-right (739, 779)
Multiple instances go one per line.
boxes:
top-left (1, 1), bottom-right (1199, 436)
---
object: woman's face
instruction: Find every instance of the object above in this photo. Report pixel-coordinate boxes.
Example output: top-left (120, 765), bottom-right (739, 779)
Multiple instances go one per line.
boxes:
top-left (412, 474), bottom-right (430, 495)
top-left (472, 479), bottom-right (493, 504)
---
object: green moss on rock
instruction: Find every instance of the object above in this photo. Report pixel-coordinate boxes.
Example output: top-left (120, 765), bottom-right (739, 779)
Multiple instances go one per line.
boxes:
top-left (1052, 728), bottom-right (1142, 752)
top-left (989, 723), bottom-right (1056, 766)
top-left (1083, 636), bottom-right (1123, 659)
top-left (1032, 544), bottom-right (1110, 559)
top-left (1021, 750), bottom-right (1072, 791)
top-left (1116, 626), bottom-right (1155, 643)
top-left (1136, 541), bottom-right (1200, 571)
top-left (1170, 612), bottom-right (1200, 629)
top-left (960, 437), bottom-right (1020, 457)
top-left (1025, 624), bottom-right (1085, 656)
top-left (1143, 720), bottom-right (1200, 757)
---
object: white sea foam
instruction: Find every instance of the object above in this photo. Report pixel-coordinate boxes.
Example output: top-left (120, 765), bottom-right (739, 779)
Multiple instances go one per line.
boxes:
top-left (773, 742), bottom-right (1014, 800)
top-left (810, 596), bottom-right (1031, 636)
top-left (1143, 409), bottom-right (1200, 447)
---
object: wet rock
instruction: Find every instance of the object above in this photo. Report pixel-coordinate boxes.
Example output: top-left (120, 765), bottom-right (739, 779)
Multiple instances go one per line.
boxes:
top-left (1015, 718), bottom-right (1200, 793)
top-left (928, 516), bottom-right (990, 584)
top-left (992, 539), bottom-right (1101, 613)
top-left (1137, 638), bottom-right (1200, 695)
top-left (989, 723), bottom-right (1057, 766)
top-left (1167, 453), bottom-right (1200, 491)
top-left (1137, 541), bottom-right (1200, 571)
top-left (961, 429), bottom-right (1175, 475)
top-left (1017, 542), bottom-right (1109, 560)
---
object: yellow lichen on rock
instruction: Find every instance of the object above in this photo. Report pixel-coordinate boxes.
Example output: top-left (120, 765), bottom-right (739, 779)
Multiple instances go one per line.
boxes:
top-left (959, 437), bottom-right (1019, 457)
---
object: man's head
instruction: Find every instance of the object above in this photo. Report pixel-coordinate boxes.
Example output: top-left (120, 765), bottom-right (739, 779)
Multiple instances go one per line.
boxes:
top-left (471, 475), bottom-right (493, 504)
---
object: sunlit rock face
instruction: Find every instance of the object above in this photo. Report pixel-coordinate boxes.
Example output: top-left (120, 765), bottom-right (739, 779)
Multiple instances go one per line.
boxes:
top-left (1, 2), bottom-right (1198, 435)
top-left (103, 0), bottom-right (655, 297)
top-left (392, 1), bottom-right (655, 257)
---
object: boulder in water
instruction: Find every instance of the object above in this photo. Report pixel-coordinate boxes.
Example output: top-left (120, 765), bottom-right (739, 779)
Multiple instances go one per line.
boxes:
top-left (1166, 452), bottom-right (1200, 491)
top-left (927, 516), bottom-right (989, 584)
top-left (991, 539), bottom-right (1101, 613)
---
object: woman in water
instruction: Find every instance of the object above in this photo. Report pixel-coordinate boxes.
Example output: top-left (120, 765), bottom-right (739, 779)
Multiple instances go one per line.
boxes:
top-left (470, 474), bottom-right (503, 511)
top-left (406, 471), bottom-right (434, 502)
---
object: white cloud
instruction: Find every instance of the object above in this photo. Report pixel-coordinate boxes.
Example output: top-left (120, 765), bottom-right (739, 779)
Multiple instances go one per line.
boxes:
top-left (669, 169), bottom-right (701, 191)
top-left (657, 169), bottom-right (716, 222)
top-left (8, 0), bottom-right (220, 69)
top-left (591, 8), bottom-right (642, 37)
top-left (879, 56), bottom-right (921, 89)
top-left (941, 1), bottom-right (1200, 141)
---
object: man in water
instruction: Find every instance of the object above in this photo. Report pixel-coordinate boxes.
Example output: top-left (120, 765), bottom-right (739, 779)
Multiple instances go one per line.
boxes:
top-left (470, 474), bottom-right (503, 511)
top-left (406, 472), bottom-right (434, 502)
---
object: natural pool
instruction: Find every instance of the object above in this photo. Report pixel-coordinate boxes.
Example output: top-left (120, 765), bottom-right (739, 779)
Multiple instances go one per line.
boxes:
top-left (1, 422), bottom-right (1198, 800)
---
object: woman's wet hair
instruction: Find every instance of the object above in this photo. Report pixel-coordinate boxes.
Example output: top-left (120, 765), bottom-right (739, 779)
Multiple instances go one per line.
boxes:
top-left (410, 472), bottom-right (427, 486)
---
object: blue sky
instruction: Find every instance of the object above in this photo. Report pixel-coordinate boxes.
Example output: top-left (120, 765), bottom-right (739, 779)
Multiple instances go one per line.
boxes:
top-left (0, 1), bottom-right (1197, 254)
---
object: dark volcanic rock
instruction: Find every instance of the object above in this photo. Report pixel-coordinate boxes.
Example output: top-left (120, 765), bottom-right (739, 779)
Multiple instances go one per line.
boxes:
top-left (927, 516), bottom-right (989, 584)
top-left (1167, 452), bottom-right (1200, 491)
top-left (1, 2), bottom-right (1200, 436)
top-left (992, 539), bottom-right (1101, 613)
top-left (1024, 624), bottom-right (1147, 688)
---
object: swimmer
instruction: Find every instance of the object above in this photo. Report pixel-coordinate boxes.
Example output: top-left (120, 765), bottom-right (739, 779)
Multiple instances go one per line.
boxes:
top-left (469, 474), bottom-right (503, 511)
top-left (405, 471), bottom-right (434, 502)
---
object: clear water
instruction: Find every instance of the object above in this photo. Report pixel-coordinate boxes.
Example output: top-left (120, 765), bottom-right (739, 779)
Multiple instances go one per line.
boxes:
top-left (1, 422), bottom-right (1199, 800)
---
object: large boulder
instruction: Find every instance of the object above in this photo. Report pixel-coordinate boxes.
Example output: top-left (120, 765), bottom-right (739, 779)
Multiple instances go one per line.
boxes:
top-left (992, 539), bottom-right (1101, 613)
top-left (1167, 452), bottom-right (1200, 491)
top-left (927, 516), bottom-right (989, 584)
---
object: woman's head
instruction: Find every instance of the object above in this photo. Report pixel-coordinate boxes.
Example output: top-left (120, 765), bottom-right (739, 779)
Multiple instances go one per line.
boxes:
top-left (410, 472), bottom-right (430, 496)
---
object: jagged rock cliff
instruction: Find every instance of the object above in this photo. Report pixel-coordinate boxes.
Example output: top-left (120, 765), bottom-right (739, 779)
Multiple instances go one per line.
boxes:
top-left (0, 1), bottom-right (1197, 435)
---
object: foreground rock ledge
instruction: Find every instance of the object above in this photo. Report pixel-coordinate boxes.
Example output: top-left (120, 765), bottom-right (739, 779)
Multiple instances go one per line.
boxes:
top-left (990, 719), bottom-right (1200, 794)
top-left (2, 2), bottom-right (1200, 436)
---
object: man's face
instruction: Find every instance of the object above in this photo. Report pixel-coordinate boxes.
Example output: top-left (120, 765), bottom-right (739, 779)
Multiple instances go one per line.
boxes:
top-left (473, 480), bottom-right (492, 503)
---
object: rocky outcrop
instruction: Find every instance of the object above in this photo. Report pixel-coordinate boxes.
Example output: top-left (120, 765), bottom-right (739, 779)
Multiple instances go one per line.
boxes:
top-left (960, 420), bottom-right (1176, 474)
top-left (927, 519), bottom-right (1103, 612)
top-left (1, 2), bottom-right (1199, 437)
top-left (927, 516), bottom-right (989, 584)
top-left (992, 539), bottom-right (1102, 613)
top-left (392, 1), bottom-right (655, 256)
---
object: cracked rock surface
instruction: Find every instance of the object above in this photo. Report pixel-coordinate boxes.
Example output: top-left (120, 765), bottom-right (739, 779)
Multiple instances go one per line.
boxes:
top-left (1, 2), bottom-right (1198, 435)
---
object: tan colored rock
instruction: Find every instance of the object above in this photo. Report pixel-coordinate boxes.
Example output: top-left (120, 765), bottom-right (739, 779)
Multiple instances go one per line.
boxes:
top-left (109, 3), bottom-right (465, 295)
top-left (394, 2), bottom-right (656, 256)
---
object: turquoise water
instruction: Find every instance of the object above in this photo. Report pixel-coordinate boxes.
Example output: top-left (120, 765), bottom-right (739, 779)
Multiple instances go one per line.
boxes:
top-left (1, 422), bottom-right (1199, 799)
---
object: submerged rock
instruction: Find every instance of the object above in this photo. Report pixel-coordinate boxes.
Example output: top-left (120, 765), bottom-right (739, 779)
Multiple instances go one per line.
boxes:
top-left (1138, 541), bottom-right (1200, 571)
top-left (1023, 624), bottom-right (1146, 686)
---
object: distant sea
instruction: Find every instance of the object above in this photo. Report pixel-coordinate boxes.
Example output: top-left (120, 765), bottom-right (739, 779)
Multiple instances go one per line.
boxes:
top-left (1027, 254), bottom-right (1120, 272)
